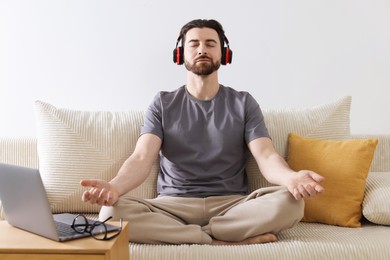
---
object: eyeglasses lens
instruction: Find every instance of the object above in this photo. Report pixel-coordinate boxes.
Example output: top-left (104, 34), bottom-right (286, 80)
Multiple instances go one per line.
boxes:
top-left (91, 222), bottom-right (108, 240)
top-left (73, 215), bottom-right (88, 233)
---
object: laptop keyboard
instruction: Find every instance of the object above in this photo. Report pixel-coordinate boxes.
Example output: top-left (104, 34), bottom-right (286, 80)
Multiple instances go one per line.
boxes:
top-left (55, 221), bottom-right (79, 236)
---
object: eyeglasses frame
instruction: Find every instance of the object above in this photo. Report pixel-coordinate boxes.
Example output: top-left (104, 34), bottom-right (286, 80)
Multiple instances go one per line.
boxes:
top-left (71, 214), bottom-right (123, 241)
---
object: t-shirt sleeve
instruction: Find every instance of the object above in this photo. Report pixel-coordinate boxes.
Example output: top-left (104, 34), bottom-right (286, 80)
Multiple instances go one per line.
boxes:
top-left (244, 94), bottom-right (270, 144)
top-left (140, 93), bottom-right (164, 140)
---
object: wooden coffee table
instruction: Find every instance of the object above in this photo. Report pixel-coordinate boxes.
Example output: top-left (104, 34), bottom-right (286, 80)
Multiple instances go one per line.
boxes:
top-left (0, 221), bottom-right (129, 260)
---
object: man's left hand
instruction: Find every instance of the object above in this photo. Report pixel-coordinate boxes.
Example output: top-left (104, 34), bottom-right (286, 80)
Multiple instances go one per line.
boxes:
top-left (287, 170), bottom-right (325, 200)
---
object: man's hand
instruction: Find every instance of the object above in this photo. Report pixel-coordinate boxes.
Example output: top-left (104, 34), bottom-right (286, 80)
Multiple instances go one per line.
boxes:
top-left (80, 179), bottom-right (119, 206)
top-left (287, 170), bottom-right (325, 200)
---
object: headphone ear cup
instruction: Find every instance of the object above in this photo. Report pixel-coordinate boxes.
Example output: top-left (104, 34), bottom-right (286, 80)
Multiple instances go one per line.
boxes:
top-left (173, 47), bottom-right (184, 65)
top-left (227, 48), bottom-right (233, 64)
top-left (221, 48), bottom-right (226, 65)
top-left (221, 47), bottom-right (233, 65)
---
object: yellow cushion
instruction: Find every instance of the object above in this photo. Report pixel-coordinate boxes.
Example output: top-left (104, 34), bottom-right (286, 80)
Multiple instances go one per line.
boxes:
top-left (287, 133), bottom-right (378, 227)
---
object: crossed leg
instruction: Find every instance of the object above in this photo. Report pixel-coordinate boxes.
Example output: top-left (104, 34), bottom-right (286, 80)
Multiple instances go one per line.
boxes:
top-left (100, 186), bottom-right (303, 245)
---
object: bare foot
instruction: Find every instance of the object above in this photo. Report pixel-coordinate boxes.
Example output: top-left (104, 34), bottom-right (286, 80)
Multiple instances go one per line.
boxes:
top-left (211, 233), bottom-right (277, 245)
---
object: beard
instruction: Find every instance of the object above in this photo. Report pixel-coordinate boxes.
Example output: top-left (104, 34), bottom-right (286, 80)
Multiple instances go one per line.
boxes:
top-left (184, 56), bottom-right (221, 76)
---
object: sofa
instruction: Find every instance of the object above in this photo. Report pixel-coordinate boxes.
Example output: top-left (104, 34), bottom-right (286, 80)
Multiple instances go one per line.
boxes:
top-left (1, 96), bottom-right (390, 260)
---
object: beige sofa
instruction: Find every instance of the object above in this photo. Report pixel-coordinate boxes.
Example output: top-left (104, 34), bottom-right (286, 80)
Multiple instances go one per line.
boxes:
top-left (1, 96), bottom-right (390, 259)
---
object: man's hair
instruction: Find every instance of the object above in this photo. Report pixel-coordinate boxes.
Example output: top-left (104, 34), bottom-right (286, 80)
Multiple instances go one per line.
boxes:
top-left (179, 19), bottom-right (226, 50)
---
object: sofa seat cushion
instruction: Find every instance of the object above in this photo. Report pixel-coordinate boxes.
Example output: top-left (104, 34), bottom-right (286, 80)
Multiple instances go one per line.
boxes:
top-left (128, 222), bottom-right (390, 260)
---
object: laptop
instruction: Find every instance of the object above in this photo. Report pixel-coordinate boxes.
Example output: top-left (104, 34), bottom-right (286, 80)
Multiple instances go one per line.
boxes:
top-left (0, 163), bottom-right (121, 241)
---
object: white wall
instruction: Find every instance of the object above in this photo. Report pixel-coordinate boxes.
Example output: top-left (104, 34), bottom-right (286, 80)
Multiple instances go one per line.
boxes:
top-left (1, 0), bottom-right (389, 137)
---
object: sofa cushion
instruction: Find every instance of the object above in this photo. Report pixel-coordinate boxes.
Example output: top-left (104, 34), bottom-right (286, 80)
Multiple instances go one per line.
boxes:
top-left (264, 96), bottom-right (351, 158)
top-left (129, 222), bottom-right (390, 260)
top-left (287, 133), bottom-right (378, 227)
top-left (34, 101), bottom-right (158, 214)
top-left (247, 96), bottom-right (352, 192)
top-left (363, 172), bottom-right (390, 225)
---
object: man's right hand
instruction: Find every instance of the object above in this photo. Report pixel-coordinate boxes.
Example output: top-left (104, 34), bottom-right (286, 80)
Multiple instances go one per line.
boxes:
top-left (80, 179), bottom-right (119, 206)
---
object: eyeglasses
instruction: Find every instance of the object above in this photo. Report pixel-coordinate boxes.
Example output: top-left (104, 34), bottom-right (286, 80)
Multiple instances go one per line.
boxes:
top-left (71, 214), bottom-right (123, 241)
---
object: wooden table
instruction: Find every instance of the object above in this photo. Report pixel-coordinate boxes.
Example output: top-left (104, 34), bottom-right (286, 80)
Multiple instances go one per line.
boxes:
top-left (0, 221), bottom-right (129, 260)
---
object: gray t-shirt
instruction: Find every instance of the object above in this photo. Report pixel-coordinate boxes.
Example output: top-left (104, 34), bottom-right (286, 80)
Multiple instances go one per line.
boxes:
top-left (141, 85), bottom-right (270, 197)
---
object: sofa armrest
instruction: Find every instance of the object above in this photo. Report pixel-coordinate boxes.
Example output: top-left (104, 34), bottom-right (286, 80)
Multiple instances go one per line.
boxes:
top-left (0, 137), bottom-right (38, 168)
top-left (349, 134), bottom-right (390, 172)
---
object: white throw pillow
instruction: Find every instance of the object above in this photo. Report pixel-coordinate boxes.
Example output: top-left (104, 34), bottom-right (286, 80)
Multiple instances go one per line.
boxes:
top-left (264, 96), bottom-right (351, 158)
top-left (363, 172), bottom-right (390, 225)
top-left (35, 101), bottom-right (157, 213)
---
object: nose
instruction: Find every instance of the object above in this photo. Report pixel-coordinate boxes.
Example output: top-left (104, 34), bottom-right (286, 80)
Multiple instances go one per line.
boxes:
top-left (197, 44), bottom-right (207, 55)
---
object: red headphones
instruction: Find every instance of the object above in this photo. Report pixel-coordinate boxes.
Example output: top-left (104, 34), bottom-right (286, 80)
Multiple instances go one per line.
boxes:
top-left (173, 34), bottom-right (233, 65)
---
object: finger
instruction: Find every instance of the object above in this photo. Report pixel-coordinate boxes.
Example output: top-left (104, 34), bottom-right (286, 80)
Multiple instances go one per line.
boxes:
top-left (105, 191), bottom-right (113, 206)
top-left (309, 172), bottom-right (325, 183)
top-left (305, 184), bottom-right (317, 197)
top-left (88, 187), bottom-right (102, 204)
top-left (81, 191), bottom-right (91, 202)
top-left (96, 188), bottom-right (109, 206)
top-left (298, 184), bottom-right (310, 199)
top-left (80, 179), bottom-right (98, 188)
top-left (314, 184), bottom-right (325, 193)
top-left (293, 188), bottom-right (302, 200)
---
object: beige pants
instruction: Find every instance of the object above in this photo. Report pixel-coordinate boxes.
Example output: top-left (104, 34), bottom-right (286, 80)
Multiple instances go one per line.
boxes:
top-left (99, 186), bottom-right (304, 244)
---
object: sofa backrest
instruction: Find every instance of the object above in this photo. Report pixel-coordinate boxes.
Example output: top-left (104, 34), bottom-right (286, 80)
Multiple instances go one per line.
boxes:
top-left (0, 96), bottom-right (353, 218)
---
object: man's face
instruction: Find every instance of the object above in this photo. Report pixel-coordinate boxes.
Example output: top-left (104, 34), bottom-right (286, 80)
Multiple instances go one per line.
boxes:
top-left (183, 27), bottom-right (222, 76)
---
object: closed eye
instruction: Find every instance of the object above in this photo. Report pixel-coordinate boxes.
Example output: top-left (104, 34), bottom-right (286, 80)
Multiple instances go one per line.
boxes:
top-left (187, 39), bottom-right (218, 48)
top-left (206, 40), bottom-right (217, 47)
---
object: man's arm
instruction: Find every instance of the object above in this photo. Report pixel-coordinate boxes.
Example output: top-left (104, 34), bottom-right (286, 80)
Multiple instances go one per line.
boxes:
top-left (247, 137), bottom-right (324, 200)
top-left (80, 133), bottom-right (162, 206)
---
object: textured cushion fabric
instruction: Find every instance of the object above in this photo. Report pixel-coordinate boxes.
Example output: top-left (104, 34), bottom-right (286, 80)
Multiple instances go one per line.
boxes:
top-left (34, 101), bottom-right (157, 214)
top-left (0, 138), bottom-right (38, 220)
top-left (246, 96), bottom-right (352, 193)
top-left (363, 172), bottom-right (390, 225)
top-left (129, 222), bottom-right (390, 260)
top-left (263, 96), bottom-right (351, 159)
top-left (287, 133), bottom-right (378, 227)
top-left (350, 134), bottom-right (390, 172)
top-left (0, 138), bottom-right (38, 169)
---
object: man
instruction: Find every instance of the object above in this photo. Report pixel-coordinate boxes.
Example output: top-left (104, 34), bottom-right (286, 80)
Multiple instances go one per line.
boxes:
top-left (81, 19), bottom-right (324, 245)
